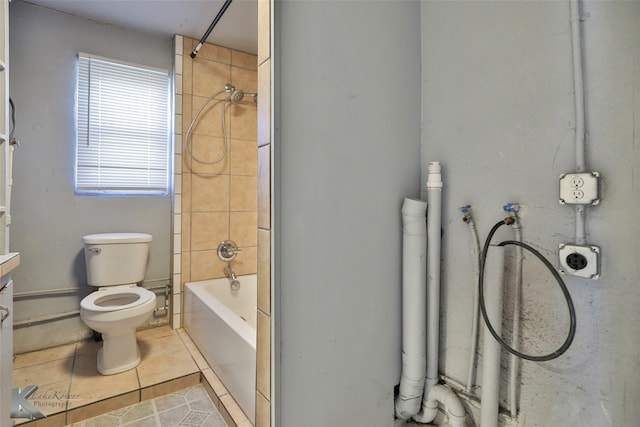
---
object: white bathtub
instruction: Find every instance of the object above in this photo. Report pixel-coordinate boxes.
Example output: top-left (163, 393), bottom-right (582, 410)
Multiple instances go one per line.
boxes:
top-left (184, 275), bottom-right (256, 424)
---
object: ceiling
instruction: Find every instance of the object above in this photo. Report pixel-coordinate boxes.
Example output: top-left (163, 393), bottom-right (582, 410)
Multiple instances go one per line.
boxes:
top-left (22, 0), bottom-right (258, 55)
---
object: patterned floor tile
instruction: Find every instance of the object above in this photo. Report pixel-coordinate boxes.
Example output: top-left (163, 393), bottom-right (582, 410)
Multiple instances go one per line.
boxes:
top-left (67, 385), bottom-right (225, 427)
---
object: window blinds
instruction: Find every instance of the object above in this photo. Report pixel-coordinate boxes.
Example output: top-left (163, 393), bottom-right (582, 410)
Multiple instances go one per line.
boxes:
top-left (76, 54), bottom-right (169, 193)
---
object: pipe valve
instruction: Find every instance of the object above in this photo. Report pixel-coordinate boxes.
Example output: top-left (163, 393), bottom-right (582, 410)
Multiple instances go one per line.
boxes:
top-left (217, 240), bottom-right (241, 262)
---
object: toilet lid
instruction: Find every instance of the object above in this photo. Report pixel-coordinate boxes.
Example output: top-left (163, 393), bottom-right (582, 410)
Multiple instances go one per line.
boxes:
top-left (81, 287), bottom-right (154, 312)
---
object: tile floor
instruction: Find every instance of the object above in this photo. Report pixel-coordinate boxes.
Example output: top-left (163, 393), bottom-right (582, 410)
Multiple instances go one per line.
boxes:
top-left (11, 326), bottom-right (252, 427)
top-left (67, 385), bottom-right (226, 427)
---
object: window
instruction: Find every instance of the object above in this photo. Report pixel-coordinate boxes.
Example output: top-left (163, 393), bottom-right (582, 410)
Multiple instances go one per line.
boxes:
top-left (76, 53), bottom-right (170, 194)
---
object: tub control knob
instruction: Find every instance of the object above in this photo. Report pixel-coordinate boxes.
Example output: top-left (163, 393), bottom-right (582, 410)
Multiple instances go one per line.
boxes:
top-left (217, 240), bottom-right (241, 262)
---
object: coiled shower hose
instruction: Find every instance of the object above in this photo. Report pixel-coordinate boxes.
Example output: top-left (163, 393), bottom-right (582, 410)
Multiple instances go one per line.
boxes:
top-left (184, 89), bottom-right (229, 165)
top-left (479, 219), bottom-right (577, 362)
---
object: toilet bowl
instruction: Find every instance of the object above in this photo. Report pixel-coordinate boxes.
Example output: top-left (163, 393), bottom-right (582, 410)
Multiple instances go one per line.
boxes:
top-left (81, 285), bottom-right (156, 375)
top-left (79, 233), bottom-right (156, 375)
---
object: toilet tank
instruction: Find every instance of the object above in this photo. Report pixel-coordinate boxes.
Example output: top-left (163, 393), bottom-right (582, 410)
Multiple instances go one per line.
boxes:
top-left (83, 233), bottom-right (153, 287)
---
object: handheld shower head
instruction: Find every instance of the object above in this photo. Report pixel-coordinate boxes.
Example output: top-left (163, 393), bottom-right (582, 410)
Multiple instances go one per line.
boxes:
top-left (223, 83), bottom-right (258, 104)
top-left (230, 89), bottom-right (245, 103)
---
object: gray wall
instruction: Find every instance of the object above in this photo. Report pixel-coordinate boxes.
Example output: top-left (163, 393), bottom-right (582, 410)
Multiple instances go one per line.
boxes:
top-left (422, 1), bottom-right (640, 426)
top-left (274, 1), bottom-right (640, 426)
top-left (273, 1), bottom-right (421, 426)
top-left (9, 1), bottom-right (173, 353)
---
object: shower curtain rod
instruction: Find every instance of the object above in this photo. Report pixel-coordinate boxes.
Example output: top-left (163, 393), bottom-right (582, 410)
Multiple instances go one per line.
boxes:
top-left (190, 0), bottom-right (234, 58)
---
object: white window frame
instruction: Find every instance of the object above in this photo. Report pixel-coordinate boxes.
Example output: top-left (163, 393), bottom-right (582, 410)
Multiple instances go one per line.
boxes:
top-left (75, 53), bottom-right (170, 195)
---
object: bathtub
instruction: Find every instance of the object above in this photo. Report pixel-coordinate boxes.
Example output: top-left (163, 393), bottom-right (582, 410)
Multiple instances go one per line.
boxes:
top-left (184, 274), bottom-right (256, 424)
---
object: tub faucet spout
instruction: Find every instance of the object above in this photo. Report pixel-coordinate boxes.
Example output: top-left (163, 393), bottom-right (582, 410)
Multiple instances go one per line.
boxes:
top-left (224, 265), bottom-right (241, 290)
top-left (224, 265), bottom-right (237, 280)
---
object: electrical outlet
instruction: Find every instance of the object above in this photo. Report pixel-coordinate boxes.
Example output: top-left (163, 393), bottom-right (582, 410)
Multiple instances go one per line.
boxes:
top-left (559, 243), bottom-right (600, 279)
top-left (559, 172), bottom-right (600, 205)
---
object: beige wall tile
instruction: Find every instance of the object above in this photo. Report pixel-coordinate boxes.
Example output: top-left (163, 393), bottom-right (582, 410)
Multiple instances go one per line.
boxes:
top-left (181, 251), bottom-right (191, 284)
top-left (182, 149), bottom-right (194, 175)
top-left (181, 212), bottom-right (191, 249)
top-left (197, 43), bottom-right (231, 64)
top-left (257, 0), bottom-right (270, 66)
top-left (230, 103), bottom-right (257, 141)
top-left (191, 211), bottom-right (230, 251)
top-left (181, 174), bottom-right (191, 213)
top-left (188, 135), bottom-right (230, 175)
top-left (258, 145), bottom-right (271, 229)
top-left (178, 39), bottom-right (259, 366)
top-left (191, 250), bottom-right (227, 281)
top-left (192, 60), bottom-right (231, 97)
top-left (233, 246), bottom-right (257, 276)
top-left (231, 50), bottom-right (257, 71)
top-left (182, 94), bottom-right (193, 136)
top-left (191, 174), bottom-right (230, 212)
top-left (190, 96), bottom-right (230, 138)
top-left (230, 211), bottom-right (257, 247)
top-left (257, 229), bottom-right (271, 315)
top-left (255, 41), bottom-right (269, 361)
top-left (257, 311), bottom-right (270, 399)
top-left (230, 139), bottom-right (258, 176)
top-left (175, 36), bottom-right (264, 414)
top-left (231, 66), bottom-right (258, 95)
top-left (256, 390), bottom-right (271, 427)
top-left (183, 56), bottom-right (193, 96)
top-left (183, 36), bottom-right (195, 56)
top-left (258, 60), bottom-right (271, 147)
top-left (230, 176), bottom-right (257, 211)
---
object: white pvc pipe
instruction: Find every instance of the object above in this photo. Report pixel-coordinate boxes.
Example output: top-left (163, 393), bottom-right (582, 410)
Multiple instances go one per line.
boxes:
top-left (430, 385), bottom-right (468, 427)
top-left (412, 162), bottom-right (467, 426)
top-left (395, 198), bottom-right (428, 420)
top-left (480, 245), bottom-right (505, 427)
top-left (425, 161), bottom-right (442, 397)
top-left (414, 161), bottom-right (443, 424)
top-left (416, 384), bottom-right (468, 427)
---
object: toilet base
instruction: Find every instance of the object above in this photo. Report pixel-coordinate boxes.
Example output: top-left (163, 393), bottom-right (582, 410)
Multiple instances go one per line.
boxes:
top-left (96, 331), bottom-right (141, 375)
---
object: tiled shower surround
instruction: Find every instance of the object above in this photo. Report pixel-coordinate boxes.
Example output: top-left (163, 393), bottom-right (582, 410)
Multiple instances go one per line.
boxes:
top-left (255, 0), bottom-right (272, 425)
top-left (172, 30), bottom-right (272, 426)
top-left (172, 36), bottom-right (258, 329)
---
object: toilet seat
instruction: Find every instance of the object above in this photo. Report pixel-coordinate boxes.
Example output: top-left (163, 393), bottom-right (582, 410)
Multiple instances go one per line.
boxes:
top-left (81, 287), bottom-right (154, 312)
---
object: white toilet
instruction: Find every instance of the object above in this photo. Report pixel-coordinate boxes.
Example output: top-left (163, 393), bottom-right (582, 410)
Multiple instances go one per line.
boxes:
top-left (80, 232), bottom-right (157, 375)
